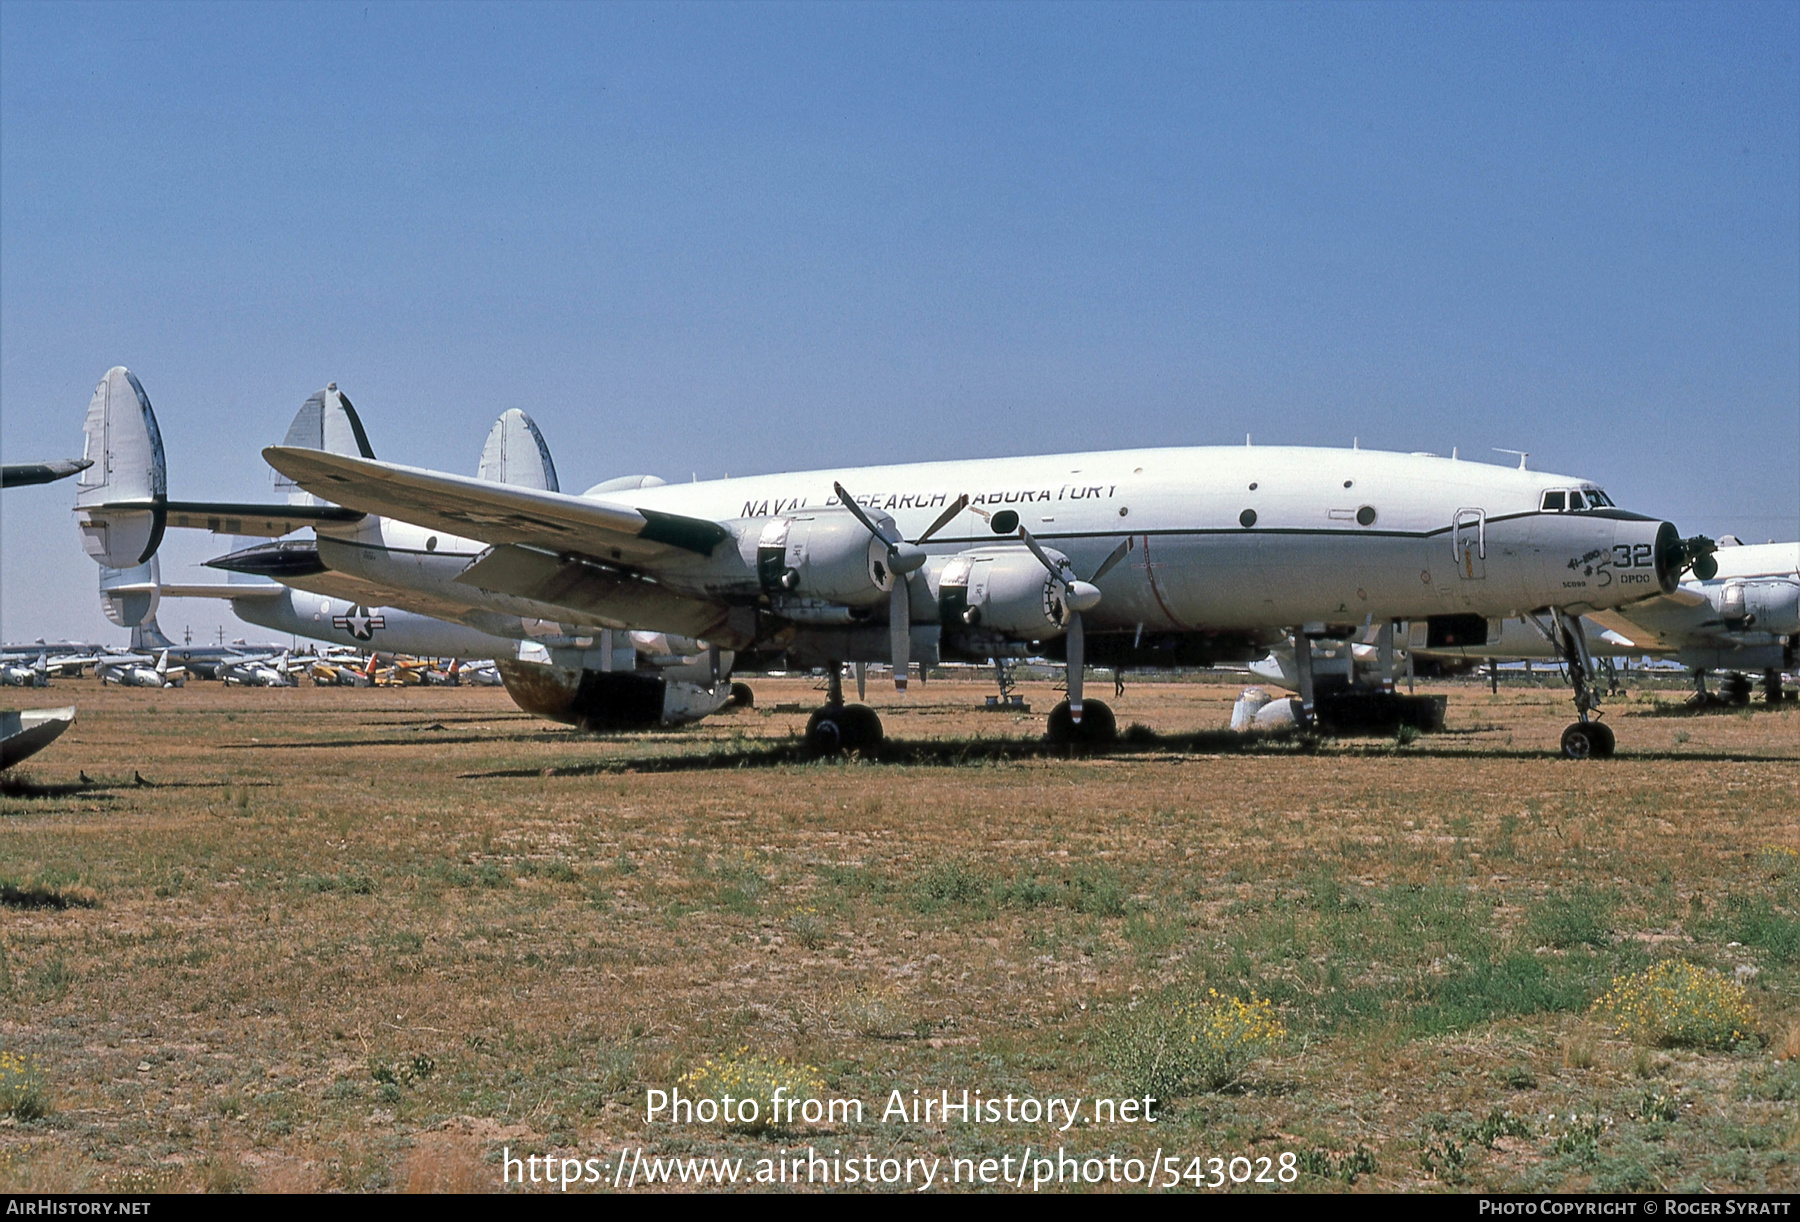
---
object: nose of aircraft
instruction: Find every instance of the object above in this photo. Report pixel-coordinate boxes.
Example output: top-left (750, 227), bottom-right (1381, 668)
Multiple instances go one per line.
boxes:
top-left (1657, 522), bottom-right (1718, 590)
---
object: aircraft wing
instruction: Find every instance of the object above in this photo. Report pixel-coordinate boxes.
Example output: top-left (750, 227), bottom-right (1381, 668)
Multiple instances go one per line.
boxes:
top-left (262, 447), bottom-right (731, 564)
top-left (1586, 588), bottom-right (1718, 653)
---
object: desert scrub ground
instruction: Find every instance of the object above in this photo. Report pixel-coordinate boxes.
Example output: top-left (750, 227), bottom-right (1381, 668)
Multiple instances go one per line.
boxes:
top-left (1, 670), bottom-right (1795, 1193)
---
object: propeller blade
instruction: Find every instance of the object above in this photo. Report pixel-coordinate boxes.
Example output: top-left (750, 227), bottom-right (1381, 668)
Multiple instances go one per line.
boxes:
top-left (1067, 612), bottom-right (1085, 724)
top-left (833, 482), bottom-right (892, 543)
top-left (914, 494), bottom-right (970, 544)
top-left (890, 579), bottom-right (911, 692)
top-left (837, 480), bottom-right (926, 576)
top-left (1016, 525), bottom-right (1067, 583)
top-left (1090, 536), bottom-right (1134, 582)
top-left (854, 661), bottom-right (867, 702)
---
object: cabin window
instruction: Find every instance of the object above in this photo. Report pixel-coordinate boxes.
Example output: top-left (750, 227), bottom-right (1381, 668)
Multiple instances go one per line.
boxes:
top-left (1541, 491), bottom-right (1565, 512)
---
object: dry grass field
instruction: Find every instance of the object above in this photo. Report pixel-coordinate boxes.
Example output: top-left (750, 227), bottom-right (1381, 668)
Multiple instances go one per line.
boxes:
top-left (2, 670), bottom-right (1796, 1193)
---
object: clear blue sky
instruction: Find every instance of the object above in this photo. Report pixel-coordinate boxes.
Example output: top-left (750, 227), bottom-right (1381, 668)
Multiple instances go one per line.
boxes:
top-left (4, 1), bottom-right (1796, 643)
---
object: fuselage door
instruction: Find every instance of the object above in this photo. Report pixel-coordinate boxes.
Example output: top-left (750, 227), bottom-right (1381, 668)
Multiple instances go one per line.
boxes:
top-left (1452, 508), bottom-right (1487, 580)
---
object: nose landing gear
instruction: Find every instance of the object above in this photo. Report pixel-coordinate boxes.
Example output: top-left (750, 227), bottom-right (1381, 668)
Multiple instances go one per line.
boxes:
top-left (1534, 608), bottom-right (1616, 759)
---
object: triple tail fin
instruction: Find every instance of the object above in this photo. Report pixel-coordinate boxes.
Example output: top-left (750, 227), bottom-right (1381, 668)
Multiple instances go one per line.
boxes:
top-left (75, 368), bottom-right (168, 567)
top-left (477, 409), bottom-right (559, 491)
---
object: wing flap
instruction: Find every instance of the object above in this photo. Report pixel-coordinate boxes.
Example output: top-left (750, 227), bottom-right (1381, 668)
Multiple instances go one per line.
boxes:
top-left (457, 544), bottom-right (750, 646)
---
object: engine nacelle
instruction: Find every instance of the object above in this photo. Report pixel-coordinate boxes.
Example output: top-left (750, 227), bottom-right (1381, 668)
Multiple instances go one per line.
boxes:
top-left (935, 547), bottom-right (1072, 640)
top-left (755, 512), bottom-right (895, 607)
top-left (1719, 579), bottom-right (1800, 633)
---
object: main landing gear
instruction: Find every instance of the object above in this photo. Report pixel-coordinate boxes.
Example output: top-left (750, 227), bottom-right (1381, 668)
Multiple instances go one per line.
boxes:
top-left (1046, 698), bottom-right (1117, 745)
top-left (804, 663), bottom-right (884, 753)
top-left (1537, 608), bottom-right (1615, 759)
top-left (1766, 668), bottom-right (1789, 705)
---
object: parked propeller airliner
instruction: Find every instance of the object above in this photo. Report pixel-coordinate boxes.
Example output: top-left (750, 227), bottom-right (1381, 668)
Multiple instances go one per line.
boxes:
top-left (73, 367), bottom-right (1715, 757)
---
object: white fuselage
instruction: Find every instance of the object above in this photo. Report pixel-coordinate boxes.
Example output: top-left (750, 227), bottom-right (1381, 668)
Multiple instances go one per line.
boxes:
top-left (1416, 542), bottom-right (1798, 671)
top-left (311, 445), bottom-right (1677, 644)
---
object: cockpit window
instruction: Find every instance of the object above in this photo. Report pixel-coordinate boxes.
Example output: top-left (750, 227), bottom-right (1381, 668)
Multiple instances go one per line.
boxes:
top-left (1587, 489), bottom-right (1613, 507)
top-left (1541, 491), bottom-right (1565, 512)
top-left (1566, 490), bottom-right (1586, 511)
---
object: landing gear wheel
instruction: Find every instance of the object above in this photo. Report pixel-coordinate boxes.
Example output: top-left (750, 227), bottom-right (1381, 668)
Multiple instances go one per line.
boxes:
top-left (1046, 699), bottom-right (1118, 745)
top-left (1764, 670), bottom-right (1786, 705)
top-left (728, 681), bottom-right (755, 708)
top-left (1721, 673), bottom-right (1753, 707)
top-left (1560, 722), bottom-right (1608, 760)
top-left (839, 703), bottom-right (883, 749)
top-left (804, 703), bottom-right (883, 753)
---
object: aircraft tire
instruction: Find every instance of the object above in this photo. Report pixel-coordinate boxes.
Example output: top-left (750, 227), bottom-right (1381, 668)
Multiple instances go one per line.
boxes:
top-left (840, 703), bottom-right (883, 750)
top-left (1765, 670), bottom-right (1786, 705)
top-left (729, 681), bottom-right (755, 708)
top-left (1721, 673), bottom-right (1753, 707)
top-left (1046, 699), bottom-right (1118, 746)
top-left (805, 706), bottom-right (847, 753)
top-left (806, 704), bottom-right (882, 753)
top-left (1590, 720), bottom-right (1616, 758)
top-left (1560, 722), bottom-right (1606, 760)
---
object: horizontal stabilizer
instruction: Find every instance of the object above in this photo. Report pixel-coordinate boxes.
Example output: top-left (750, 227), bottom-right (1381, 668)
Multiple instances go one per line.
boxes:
top-left (3, 459), bottom-right (92, 489)
top-left (159, 583), bottom-right (285, 600)
top-left (79, 499), bottom-right (363, 542)
top-left (162, 500), bottom-right (364, 536)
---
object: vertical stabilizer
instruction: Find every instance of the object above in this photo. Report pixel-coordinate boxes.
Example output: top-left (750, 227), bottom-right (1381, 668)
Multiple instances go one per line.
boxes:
top-left (477, 409), bottom-right (560, 491)
top-left (75, 367), bottom-right (168, 566)
top-left (273, 384), bottom-right (376, 505)
top-left (132, 617), bottom-right (176, 652)
top-left (100, 556), bottom-right (162, 630)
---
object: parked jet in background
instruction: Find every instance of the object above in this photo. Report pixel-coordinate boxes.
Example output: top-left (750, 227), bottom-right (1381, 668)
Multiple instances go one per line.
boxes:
top-left (219, 652), bottom-right (294, 687)
top-left (1, 654), bottom-right (54, 687)
top-left (98, 649), bottom-right (185, 688)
